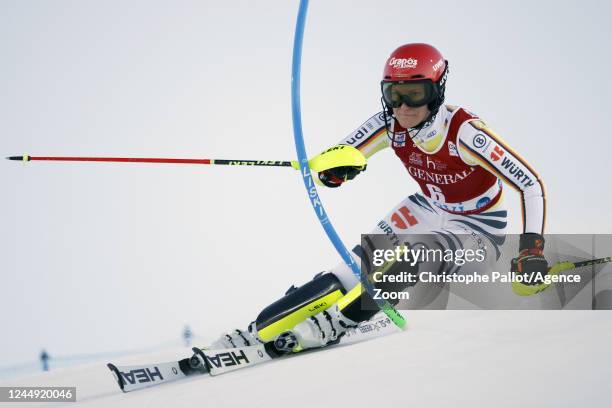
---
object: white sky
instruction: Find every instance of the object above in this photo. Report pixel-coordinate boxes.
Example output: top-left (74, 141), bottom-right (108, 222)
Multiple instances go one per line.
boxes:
top-left (1, 0), bottom-right (611, 367)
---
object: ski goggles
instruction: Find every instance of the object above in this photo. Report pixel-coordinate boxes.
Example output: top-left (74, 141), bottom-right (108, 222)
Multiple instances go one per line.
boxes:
top-left (381, 80), bottom-right (439, 108)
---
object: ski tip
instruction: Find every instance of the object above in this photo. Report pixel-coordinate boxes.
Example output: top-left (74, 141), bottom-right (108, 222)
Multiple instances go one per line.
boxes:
top-left (107, 363), bottom-right (126, 392)
top-left (6, 155), bottom-right (29, 161)
top-left (191, 347), bottom-right (205, 359)
top-left (191, 347), bottom-right (212, 372)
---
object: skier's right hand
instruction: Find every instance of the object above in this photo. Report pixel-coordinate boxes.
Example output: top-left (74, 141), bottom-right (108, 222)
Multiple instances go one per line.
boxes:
top-left (318, 165), bottom-right (366, 188)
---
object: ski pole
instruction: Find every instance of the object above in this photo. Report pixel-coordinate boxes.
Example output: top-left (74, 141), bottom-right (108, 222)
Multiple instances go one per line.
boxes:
top-left (513, 256), bottom-right (612, 296)
top-left (548, 256), bottom-right (612, 274)
top-left (7, 155), bottom-right (299, 168)
top-left (6, 147), bottom-right (366, 172)
top-left (563, 256), bottom-right (612, 269)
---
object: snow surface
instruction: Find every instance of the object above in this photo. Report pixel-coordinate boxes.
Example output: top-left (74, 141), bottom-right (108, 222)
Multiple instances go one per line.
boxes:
top-left (2, 311), bottom-right (610, 408)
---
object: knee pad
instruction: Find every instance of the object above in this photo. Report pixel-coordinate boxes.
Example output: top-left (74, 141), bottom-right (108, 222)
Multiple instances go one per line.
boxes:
top-left (254, 273), bottom-right (346, 342)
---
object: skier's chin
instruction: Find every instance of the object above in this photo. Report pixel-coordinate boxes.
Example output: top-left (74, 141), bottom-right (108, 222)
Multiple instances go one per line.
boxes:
top-left (397, 115), bottom-right (423, 129)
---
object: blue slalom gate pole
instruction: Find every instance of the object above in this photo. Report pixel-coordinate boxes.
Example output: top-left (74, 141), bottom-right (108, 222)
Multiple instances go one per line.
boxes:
top-left (289, 0), bottom-right (405, 329)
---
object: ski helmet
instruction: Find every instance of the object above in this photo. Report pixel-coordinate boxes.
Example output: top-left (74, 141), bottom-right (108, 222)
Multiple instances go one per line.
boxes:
top-left (381, 43), bottom-right (448, 117)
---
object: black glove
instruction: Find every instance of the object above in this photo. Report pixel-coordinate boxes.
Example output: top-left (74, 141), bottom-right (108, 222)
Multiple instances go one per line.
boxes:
top-left (318, 165), bottom-right (366, 188)
top-left (511, 233), bottom-right (548, 285)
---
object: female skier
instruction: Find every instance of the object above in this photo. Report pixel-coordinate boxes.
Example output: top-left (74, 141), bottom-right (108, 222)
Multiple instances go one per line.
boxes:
top-left (210, 43), bottom-right (547, 353)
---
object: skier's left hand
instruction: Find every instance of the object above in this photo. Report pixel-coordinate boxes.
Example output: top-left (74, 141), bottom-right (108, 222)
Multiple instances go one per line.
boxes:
top-left (511, 232), bottom-right (548, 284)
top-left (273, 304), bottom-right (358, 352)
top-left (318, 165), bottom-right (366, 188)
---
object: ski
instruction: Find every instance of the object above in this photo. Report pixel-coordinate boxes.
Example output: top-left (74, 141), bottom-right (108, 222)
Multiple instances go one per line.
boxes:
top-left (107, 314), bottom-right (401, 392)
top-left (192, 343), bottom-right (275, 376)
top-left (107, 359), bottom-right (192, 392)
top-left (107, 343), bottom-right (274, 392)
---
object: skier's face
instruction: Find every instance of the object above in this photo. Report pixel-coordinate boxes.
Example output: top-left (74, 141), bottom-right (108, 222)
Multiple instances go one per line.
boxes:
top-left (393, 103), bottom-right (431, 129)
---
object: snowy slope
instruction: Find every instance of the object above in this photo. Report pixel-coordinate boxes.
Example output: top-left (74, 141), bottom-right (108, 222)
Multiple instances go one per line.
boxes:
top-left (2, 311), bottom-right (610, 408)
